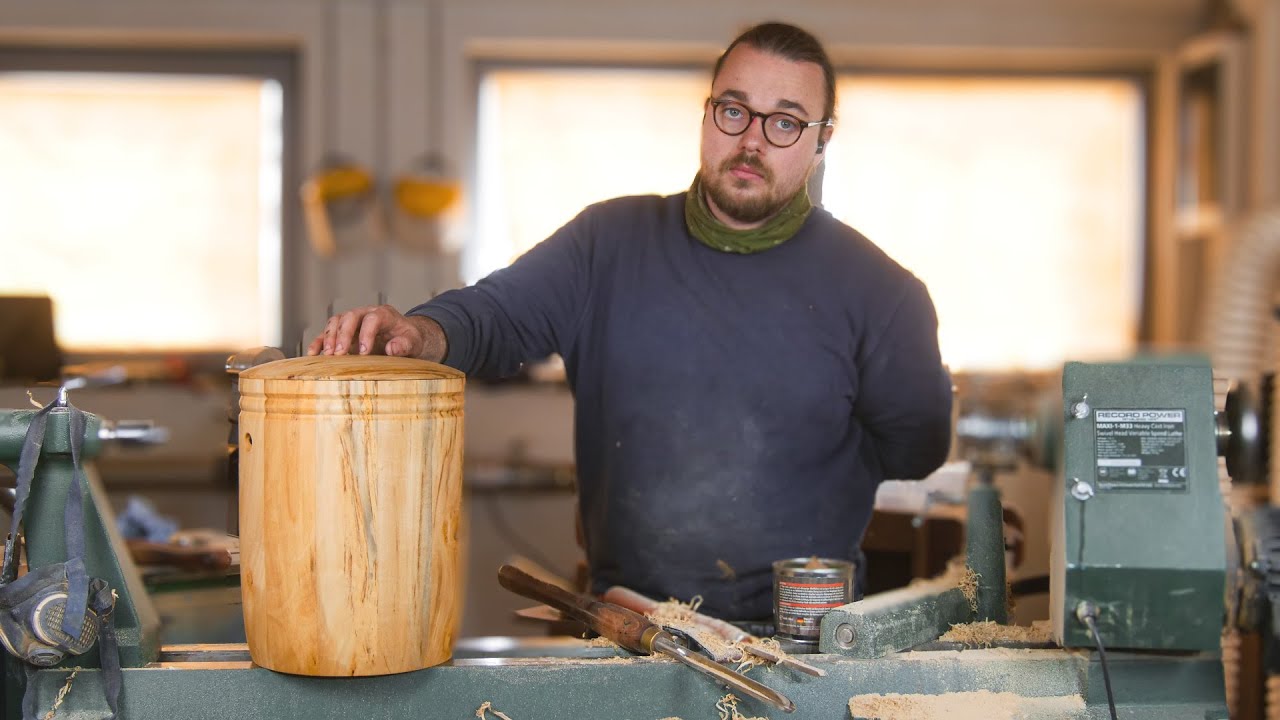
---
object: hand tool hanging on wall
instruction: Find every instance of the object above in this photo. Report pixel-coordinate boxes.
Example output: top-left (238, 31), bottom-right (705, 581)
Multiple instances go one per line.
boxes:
top-left (497, 565), bottom-right (795, 714)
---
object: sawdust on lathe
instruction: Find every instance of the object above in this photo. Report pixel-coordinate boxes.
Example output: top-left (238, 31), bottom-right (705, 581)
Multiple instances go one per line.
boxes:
top-left (938, 620), bottom-right (1053, 647)
top-left (848, 690), bottom-right (1085, 719)
top-left (586, 635), bottom-right (620, 649)
top-left (958, 567), bottom-right (979, 612)
top-left (589, 656), bottom-right (635, 664)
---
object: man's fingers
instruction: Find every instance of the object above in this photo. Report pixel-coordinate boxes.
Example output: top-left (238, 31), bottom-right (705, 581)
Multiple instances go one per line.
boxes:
top-left (305, 334), bottom-right (325, 356)
top-left (357, 310), bottom-right (387, 355)
top-left (307, 306), bottom-right (395, 356)
top-left (321, 316), bottom-right (339, 354)
top-left (334, 310), bottom-right (367, 354)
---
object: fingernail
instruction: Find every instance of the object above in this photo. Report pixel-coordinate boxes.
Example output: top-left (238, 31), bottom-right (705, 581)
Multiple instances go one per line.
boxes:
top-left (335, 345), bottom-right (344, 354)
top-left (360, 343), bottom-right (367, 353)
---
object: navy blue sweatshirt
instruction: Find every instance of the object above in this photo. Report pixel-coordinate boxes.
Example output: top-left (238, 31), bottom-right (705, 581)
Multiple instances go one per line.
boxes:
top-left (409, 193), bottom-right (952, 620)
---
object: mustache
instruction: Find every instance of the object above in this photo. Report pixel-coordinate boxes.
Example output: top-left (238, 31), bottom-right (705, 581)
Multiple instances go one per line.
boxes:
top-left (719, 153), bottom-right (770, 181)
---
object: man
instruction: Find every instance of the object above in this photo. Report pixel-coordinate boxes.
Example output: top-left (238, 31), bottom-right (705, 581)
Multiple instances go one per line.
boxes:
top-left (309, 22), bottom-right (952, 622)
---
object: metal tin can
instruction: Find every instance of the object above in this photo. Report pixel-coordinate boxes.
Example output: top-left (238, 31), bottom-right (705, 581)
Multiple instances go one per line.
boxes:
top-left (772, 557), bottom-right (854, 643)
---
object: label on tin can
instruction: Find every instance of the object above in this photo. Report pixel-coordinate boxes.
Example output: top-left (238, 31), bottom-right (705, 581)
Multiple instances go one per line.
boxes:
top-left (773, 558), bottom-right (853, 639)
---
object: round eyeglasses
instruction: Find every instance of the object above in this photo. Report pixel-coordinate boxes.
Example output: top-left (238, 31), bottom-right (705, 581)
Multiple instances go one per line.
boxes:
top-left (707, 98), bottom-right (832, 149)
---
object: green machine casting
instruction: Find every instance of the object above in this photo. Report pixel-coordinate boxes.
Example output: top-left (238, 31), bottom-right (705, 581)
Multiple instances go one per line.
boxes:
top-left (1053, 361), bottom-right (1227, 651)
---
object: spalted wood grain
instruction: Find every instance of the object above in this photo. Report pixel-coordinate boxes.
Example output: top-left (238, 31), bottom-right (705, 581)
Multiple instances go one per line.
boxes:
top-left (238, 356), bottom-right (464, 676)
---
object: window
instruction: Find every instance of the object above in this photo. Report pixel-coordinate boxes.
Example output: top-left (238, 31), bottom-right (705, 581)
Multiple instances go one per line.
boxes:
top-left (473, 67), bottom-right (703, 282)
top-left (474, 66), bottom-right (1145, 371)
top-left (0, 51), bottom-right (293, 353)
top-left (824, 75), bottom-right (1144, 370)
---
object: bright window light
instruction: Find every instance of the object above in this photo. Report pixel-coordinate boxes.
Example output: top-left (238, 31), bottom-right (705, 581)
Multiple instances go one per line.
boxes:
top-left (0, 72), bottom-right (283, 352)
top-left (475, 68), bottom-right (1144, 372)
top-left (473, 67), bottom-right (703, 283)
top-left (824, 76), bottom-right (1144, 371)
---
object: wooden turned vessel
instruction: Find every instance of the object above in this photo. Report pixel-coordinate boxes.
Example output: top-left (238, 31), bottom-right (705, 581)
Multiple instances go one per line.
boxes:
top-left (237, 355), bottom-right (464, 676)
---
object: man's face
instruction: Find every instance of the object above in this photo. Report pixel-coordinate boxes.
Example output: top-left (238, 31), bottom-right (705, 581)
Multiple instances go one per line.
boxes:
top-left (700, 44), bottom-right (830, 229)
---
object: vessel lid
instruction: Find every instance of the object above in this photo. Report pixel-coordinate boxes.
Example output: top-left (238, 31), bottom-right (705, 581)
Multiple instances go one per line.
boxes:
top-left (238, 355), bottom-right (463, 382)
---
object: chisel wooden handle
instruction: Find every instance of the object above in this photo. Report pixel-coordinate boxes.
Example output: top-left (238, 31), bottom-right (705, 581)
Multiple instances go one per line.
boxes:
top-left (126, 540), bottom-right (232, 572)
top-left (497, 565), bottom-right (657, 654)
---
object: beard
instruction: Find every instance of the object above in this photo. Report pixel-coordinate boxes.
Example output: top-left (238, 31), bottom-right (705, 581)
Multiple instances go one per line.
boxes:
top-left (702, 152), bottom-right (795, 225)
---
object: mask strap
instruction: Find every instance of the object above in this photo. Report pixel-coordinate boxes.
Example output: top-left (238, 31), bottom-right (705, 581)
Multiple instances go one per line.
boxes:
top-left (91, 581), bottom-right (121, 719)
top-left (1, 400), bottom-right (57, 584)
top-left (21, 664), bottom-right (38, 720)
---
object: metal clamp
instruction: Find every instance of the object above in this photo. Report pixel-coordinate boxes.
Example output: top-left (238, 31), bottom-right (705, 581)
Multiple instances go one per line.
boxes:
top-left (1070, 478), bottom-right (1095, 501)
top-left (1070, 394), bottom-right (1091, 420)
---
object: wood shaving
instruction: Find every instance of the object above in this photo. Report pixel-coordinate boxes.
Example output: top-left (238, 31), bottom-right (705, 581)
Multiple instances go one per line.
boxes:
top-left (938, 620), bottom-right (1053, 647)
top-left (586, 635), bottom-right (620, 648)
top-left (849, 690), bottom-right (1085, 719)
top-left (43, 669), bottom-right (78, 720)
top-left (736, 636), bottom-right (783, 674)
top-left (958, 567), bottom-right (980, 612)
top-left (716, 559), bottom-right (737, 580)
top-left (476, 701), bottom-right (515, 720)
top-left (716, 693), bottom-right (768, 720)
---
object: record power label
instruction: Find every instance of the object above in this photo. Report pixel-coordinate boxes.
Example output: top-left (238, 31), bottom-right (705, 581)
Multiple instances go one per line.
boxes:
top-left (1093, 409), bottom-right (1188, 492)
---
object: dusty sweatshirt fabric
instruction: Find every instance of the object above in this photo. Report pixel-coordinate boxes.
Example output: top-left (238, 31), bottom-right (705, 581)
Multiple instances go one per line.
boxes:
top-left (408, 192), bottom-right (952, 620)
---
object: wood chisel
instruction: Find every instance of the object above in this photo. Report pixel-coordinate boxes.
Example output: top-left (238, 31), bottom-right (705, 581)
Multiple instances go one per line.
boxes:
top-left (602, 585), bottom-right (827, 677)
top-left (497, 565), bottom-right (795, 713)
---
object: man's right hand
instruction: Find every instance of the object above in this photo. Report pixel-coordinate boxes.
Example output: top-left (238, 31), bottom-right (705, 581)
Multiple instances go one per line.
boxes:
top-left (305, 305), bottom-right (447, 361)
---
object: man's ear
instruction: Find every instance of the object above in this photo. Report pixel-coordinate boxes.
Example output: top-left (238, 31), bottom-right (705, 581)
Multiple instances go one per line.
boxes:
top-left (815, 126), bottom-right (833, 154)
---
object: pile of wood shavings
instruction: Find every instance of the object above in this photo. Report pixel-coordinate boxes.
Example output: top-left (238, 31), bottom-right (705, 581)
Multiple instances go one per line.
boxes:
top-left (939, 620), bottom-right (1053, 647)
top-left (849, 690), bottom-right (1084, 719)
top-left (735, 636), bottom-right (785, 674)
top-left (646, 596), bottom-right (741, 663)
top-left (716, 693), bottom-right (768, 720)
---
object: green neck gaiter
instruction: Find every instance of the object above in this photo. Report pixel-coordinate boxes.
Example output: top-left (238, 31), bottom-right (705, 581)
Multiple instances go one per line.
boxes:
top-left (684, 172), bottom-right (812, 254)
